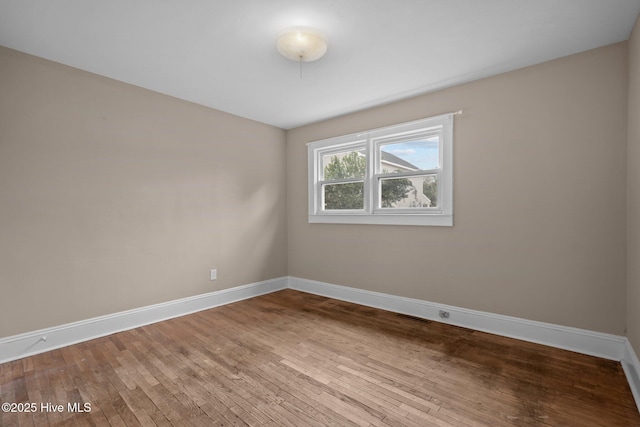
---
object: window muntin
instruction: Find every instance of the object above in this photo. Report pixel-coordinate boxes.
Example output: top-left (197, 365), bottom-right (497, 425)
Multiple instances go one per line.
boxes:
top-left (308, 113), bottom-right (454, 226)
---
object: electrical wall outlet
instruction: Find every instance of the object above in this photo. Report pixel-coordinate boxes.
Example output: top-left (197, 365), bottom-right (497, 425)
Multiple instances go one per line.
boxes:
top-left (210, 269), bottom-right (217, 280)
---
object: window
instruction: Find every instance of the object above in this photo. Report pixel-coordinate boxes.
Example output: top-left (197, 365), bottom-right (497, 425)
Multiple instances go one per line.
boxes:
top-left (308, 113), bottom-right (454, 226)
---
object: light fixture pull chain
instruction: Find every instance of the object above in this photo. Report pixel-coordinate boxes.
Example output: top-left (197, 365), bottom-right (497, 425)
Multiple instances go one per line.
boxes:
top-left (299, 55), bottom-right (303, 79)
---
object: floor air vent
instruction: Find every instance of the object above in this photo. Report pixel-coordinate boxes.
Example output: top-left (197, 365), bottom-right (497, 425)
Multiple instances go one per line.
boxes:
top-left (395, 313), bottom-right (431, 323)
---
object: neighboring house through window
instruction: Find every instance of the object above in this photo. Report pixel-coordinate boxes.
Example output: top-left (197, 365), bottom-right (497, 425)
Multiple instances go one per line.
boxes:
top-left (307, 112), bottom-right (455, 226)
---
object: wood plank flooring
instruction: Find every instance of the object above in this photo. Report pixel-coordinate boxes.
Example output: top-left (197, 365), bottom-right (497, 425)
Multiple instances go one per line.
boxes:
top-left (1, 289), bottom-right (639, 426)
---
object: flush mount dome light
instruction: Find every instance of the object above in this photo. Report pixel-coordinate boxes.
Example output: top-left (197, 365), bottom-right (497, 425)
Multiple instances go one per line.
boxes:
top-left (276, 28), bottom-right (328, 62)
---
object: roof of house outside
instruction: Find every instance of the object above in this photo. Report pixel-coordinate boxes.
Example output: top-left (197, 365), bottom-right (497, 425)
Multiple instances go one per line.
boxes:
top-left (381, 151), bottom-right (419, 171)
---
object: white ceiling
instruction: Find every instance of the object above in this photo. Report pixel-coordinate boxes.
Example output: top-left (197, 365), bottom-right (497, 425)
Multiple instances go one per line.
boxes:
top-left (1, 1), bottom-right (639, 129)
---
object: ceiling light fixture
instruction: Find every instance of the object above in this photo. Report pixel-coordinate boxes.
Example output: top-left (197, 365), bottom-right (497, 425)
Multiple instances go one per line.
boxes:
top-left (276, 28), bottom-right (327, 78)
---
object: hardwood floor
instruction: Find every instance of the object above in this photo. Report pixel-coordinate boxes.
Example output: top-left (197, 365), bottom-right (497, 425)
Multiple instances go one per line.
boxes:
top-left (1, 289), bottom-right (639, 426)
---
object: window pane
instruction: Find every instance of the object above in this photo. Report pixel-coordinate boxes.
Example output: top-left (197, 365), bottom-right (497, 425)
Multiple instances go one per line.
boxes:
top-left (323, 182), bottom-right (364, 210)
top-left (379, 137), bottom-right (439, 172)
top-left (380, 175), bottom-right (437, 208)
top-left (322, 151), bottom-right (366, 180)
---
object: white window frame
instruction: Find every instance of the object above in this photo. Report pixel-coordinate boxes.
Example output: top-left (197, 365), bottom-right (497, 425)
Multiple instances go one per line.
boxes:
top-left (308, 113), bottom-right (454, 226)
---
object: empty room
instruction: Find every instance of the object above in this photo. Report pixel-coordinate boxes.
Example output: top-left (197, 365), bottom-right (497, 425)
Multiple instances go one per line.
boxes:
top-left (2, 0), bottom-right (640, 425)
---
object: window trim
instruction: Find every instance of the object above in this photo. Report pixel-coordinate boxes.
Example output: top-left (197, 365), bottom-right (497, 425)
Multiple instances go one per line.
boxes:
top-left (308, 113), bottom-right (454, 226)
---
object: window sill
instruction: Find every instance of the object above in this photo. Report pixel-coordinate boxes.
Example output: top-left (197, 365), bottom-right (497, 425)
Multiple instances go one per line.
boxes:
top-left (308, 214), bottom-right (453, 226)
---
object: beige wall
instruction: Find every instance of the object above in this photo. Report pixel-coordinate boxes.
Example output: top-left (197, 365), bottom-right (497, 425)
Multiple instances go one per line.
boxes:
top-left (628, 15), bottom-right (640, 352)
top-left (0, 37), bottom-right (633, 340)
top-left (0, 47), bottom-right (287, 337)
top-left (287, 42), bottom-right (629, 334)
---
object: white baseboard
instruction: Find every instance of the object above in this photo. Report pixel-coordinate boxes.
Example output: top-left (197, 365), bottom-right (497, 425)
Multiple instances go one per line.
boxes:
top-left (288, 276), bottom-right (626, 361)
top-left (0, 277), bottom-right (287, 364)
top-left (622, 339), bottom-right (640, 411)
